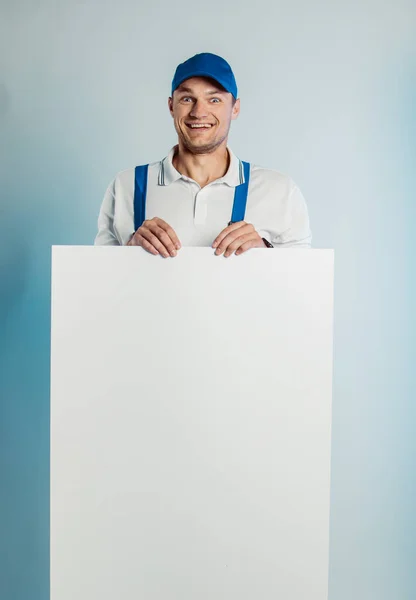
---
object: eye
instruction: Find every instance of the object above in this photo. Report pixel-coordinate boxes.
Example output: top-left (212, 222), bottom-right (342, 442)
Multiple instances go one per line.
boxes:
top-left (181, 97), bottom-right (193, 103)
top-left (210, 98), bottom-right (221, 103)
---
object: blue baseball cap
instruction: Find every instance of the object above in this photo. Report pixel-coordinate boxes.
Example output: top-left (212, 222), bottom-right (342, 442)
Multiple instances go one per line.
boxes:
top-left (171, 53), bottom-right (238, 99)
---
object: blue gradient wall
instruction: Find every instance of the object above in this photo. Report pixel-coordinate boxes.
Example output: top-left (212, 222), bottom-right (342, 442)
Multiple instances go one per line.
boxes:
top-left (0, 1), bottom-right (415, 599)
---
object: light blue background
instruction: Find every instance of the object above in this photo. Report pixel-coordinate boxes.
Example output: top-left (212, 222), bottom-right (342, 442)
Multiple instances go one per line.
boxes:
top-left (0, 1), bottom-right (415, 598)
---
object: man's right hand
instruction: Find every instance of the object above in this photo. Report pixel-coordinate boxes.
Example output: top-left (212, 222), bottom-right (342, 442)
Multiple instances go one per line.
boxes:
top-left (127, 217), bottom-right (181, 257)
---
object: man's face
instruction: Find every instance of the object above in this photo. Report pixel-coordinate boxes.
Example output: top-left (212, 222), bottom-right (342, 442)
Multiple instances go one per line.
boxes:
top-left (168, 77), bottom-right (240, 154)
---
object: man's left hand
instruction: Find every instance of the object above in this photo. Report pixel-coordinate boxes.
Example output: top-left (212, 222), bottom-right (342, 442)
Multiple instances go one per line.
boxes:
top-left (212, 221), bottom-right (266, 257)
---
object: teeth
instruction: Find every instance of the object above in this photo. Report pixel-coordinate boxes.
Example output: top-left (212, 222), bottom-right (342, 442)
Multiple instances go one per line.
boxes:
top-left (189, 124), bottom-right (212, 128)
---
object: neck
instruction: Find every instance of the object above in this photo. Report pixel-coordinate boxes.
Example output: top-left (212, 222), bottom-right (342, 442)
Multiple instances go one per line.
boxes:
top-left (172, 142), bottom-right (230, 188)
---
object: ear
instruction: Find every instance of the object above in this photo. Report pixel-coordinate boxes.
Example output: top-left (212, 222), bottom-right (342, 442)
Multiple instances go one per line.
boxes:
top-left (168, 96), bottom-right (174, 117)
top-left (231, 98), bottom-right (241, 121)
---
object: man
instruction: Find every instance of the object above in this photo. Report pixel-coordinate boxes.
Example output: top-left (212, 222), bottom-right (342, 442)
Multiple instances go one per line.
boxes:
top-left (94, 52), bottom-right (311, 256)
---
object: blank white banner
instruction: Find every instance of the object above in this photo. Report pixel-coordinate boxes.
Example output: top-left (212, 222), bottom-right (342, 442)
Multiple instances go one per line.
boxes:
top-left (50, 247), bottom-right (334, 600)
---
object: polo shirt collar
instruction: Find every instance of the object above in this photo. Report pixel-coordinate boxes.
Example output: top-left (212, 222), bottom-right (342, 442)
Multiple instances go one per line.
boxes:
top-left (158, 145), bottom-right (245, 187)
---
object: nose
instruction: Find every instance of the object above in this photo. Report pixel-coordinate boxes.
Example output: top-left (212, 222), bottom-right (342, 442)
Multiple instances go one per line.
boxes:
top-left (189, 99), bottom-right (209, 120)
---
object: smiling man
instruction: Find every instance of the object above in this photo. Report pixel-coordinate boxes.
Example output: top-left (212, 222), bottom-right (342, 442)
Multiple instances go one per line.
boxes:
top-left (94, 52), bottom-right (312, 255)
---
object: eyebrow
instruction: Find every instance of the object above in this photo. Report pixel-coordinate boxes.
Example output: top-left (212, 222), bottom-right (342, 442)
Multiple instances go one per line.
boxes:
top-left (176, 86), bottom-right (226, 95)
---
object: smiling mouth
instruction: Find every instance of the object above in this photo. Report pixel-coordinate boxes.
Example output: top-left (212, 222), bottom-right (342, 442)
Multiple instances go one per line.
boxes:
top-left (186, 123), bottom-right (214, 130)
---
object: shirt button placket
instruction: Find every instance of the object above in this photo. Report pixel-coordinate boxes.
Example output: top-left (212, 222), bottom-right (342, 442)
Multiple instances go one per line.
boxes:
top-left (193, 187), bottom-right (208, 225)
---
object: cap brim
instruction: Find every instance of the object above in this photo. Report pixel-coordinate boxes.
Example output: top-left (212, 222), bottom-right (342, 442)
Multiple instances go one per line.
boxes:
top-left (173, 70), bottom-right (234, 96)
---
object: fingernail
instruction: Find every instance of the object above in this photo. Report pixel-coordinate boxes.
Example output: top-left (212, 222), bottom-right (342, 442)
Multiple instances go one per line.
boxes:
top-left (170, 250), bottom-right (176, 257)
top-left (176, 244), bottom-right (181, 250)
top-left (212, 242), bottom-right (217, 248)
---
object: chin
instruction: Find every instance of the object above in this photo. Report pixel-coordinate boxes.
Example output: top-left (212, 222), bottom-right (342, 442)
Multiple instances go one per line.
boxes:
top-left (183, 135), bottom-right (227, 155)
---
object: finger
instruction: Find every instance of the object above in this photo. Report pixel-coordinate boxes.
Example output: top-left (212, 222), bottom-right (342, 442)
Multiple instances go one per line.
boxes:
top-left (128, 231), bottom-right (146, 247)
top-left (145, 221), bottom-right (180, 256)
top-left (212, 221), bottom-right (248, 249)
top-left (141, 223), bottom-right (178, 257)
top-left (138, 228), bottom-right (172, 258)
top-left (223, 233), bottom-right (257, 257)
top-left (234, 238), bottom-right (263, 256)
top-left (135, 233), bottom-right (160, 255)
top-left (215, 225), bottom-right (254, 256)
top-left (152, 218), bottom-right (181, 250)
top-left (126, 232), bottom-right (137, 246)
top-left (212, 221), bottom-right (247, 249)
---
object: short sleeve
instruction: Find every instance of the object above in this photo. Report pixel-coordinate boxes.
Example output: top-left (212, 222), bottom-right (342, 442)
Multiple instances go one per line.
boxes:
top-left (272, 184), bottom-right (312, 248)
top-left (94, 180), bottom-right (121, 246)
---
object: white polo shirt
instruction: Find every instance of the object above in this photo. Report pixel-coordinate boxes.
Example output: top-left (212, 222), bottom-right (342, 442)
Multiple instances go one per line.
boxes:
top-left (94, 146), bottom-right (312, 248)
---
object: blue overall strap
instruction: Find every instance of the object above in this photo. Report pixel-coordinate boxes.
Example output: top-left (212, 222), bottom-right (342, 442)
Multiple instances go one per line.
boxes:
top-left (134, 161), bottom-right (250, 230)
top-left (133, 164), bottom-right (149, 231)
top-left (230, 161), bottom-right (251, 223)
